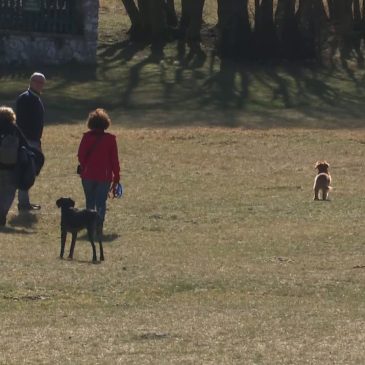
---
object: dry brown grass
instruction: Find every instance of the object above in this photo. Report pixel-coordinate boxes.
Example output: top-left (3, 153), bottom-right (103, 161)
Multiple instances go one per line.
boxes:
top-left (2, 124), bottom-right (365, 364)
top-left (2, 3), bottom-right (365, 364)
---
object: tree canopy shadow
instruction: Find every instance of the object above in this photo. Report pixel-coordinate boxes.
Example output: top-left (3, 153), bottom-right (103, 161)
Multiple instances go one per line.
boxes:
top-left (96, 38), bottom-right (365, 129)
top-left (3, 36), bottom-right (365, 129)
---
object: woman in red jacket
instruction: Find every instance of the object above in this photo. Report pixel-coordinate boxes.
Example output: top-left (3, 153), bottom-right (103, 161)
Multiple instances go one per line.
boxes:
top-left (78, 109), bottom-right (120, 228)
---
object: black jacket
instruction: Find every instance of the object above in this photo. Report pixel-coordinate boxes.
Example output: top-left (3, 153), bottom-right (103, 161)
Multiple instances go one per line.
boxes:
top-left (16, 88), bottom-right (45, 141)
top-left (0, 122), bottom-right (27, 170)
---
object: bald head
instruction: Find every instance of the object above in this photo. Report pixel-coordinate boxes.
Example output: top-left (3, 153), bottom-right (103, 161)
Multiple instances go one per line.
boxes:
top-left (30, 72), bottom-right (46, 94)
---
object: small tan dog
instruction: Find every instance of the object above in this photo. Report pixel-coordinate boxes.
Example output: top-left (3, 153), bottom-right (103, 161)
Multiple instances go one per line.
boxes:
top-left (313, 161), bottom-right (332, 201)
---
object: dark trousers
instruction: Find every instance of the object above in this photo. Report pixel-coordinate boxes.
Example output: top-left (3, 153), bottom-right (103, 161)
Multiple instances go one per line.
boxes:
top-left (18, 140), bottom-right (41, 206)
top-left (0, 169), bottom-right (17, 219)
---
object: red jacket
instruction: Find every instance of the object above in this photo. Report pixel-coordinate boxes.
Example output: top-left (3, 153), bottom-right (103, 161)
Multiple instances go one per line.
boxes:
top-left (78, 130), bottom-right (120, 183)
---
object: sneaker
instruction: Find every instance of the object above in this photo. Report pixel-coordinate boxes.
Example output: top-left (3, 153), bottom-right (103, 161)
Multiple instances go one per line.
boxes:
top-left (18, 203), bottom-right (41, 211)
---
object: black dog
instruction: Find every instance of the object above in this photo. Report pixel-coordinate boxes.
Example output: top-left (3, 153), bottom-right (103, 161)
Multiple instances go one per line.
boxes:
top-left (56, 197), bottom-right (104, 262)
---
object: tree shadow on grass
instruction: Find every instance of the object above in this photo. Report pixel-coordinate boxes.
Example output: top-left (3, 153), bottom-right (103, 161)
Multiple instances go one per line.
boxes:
top-left (112, 40), bottom-right (365, 128)
top-left (98, 40), bottom-right (149, 64)
top-left (121, 41), bottom-right (166, 108)
top-left (50, 48), bottom-right (365, 128)
top-left (3, 37), bottom-right (365, 129)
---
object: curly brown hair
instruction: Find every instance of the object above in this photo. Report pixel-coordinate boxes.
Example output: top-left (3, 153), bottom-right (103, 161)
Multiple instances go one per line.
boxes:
top-left (87, 108), bottom-right (111, 130)
top-left (0, 106), bottom-right (16, 126)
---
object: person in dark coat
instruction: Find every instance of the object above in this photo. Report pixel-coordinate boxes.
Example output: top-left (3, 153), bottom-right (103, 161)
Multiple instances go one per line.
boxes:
top-left (15, 72), bottom-right (46, 211)
top-left (0, 106), bottom-right (28, 226)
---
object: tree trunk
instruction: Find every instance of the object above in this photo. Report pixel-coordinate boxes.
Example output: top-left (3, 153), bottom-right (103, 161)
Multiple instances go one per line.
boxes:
top-left (255, 0), bottom-right (274, 36)
top-left (137, 0), bottom-right (149, 32)
top-left (362, 0), bottom-right (365, 36)
top-left (327, 0), bottom-right (335, 19)
top-left (149, 0), bottom-right (167, 39)
top-left (331, 0), bottom-right (354, 54)
top-left (217, 0), bottom-right (251, 58)
top-left (275, 0), bottom-right (298, 58)
top-left (261, 0), bottom-right (274, 27)
top-left (330, 0), bottom-right (353, 33)
top-left (180, 0), bottom-right (189, 32)
top-left (180, 0), bottom-right (205, 48)
top-left (254, 0), bottom-right (260, 32)
top-left (255, 0), bottom-right (276, 57)
top-left (187, 0), bottom-right (205, 44)
top-left (121, 0), bottom-right (143, 37)
top-left (122, 0), bottom-right (166, 40)
top-left (165, 0), bottom-right (178, 27)
top-left (353, 0), bottom-right (361, 26)
top-left (313, 0), bottom-right (331, 62)
top-left (296, 0), bottom-right (316, 58)
top-left (217, 0), bottom-right (224, 28)
top-left (351, 0), bottom-right (363, 64)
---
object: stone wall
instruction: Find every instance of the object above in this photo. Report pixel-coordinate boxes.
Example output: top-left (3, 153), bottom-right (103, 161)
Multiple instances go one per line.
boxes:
top-left (0, 0), bottom-right (99, 65)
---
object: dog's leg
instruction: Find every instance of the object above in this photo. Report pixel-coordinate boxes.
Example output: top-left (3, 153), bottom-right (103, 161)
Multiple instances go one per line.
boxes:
top-left (314, 188), bottom-right (319, 200)
top-left (323, 189), bottom-right (329, 201)
top-left (87, 226), bottom-right (97, 262)
top-left (68, 232), bottom-right (77, 259)
top-left (96, 223), bottom-right (104, 261)
top-left (60, 229), bottom-right (67, 259)
top-left (99, 241), bottom-right (104, 261)
top-left (99, 235), bottom-right (104, 261)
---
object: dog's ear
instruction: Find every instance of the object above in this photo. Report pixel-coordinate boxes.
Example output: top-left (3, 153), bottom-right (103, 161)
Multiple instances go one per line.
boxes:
top-left (323, 161), bottom-right (330, 168)
top-left (67, 198), bottom-right (76, 208)
top-left (56, 198), bottom-right (62, 208)
top-left (315, 161), bottom-right (321, 169)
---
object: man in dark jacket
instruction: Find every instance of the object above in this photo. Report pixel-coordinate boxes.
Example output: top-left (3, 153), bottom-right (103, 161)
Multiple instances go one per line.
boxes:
top-left (16, 72), bottom-right (46, 211)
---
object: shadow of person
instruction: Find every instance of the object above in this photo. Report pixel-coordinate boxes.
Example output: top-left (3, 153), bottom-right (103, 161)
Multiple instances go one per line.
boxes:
top-left (0, 225), bottom-right (33, 234)
top-left (9, 212), bottom-right (38, 228)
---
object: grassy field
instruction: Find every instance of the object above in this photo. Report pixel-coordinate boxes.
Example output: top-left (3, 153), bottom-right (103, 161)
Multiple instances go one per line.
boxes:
top-left (2, 126), bottom-right (365, 364)
top-left (2, 2), bottom-right (365, 364)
